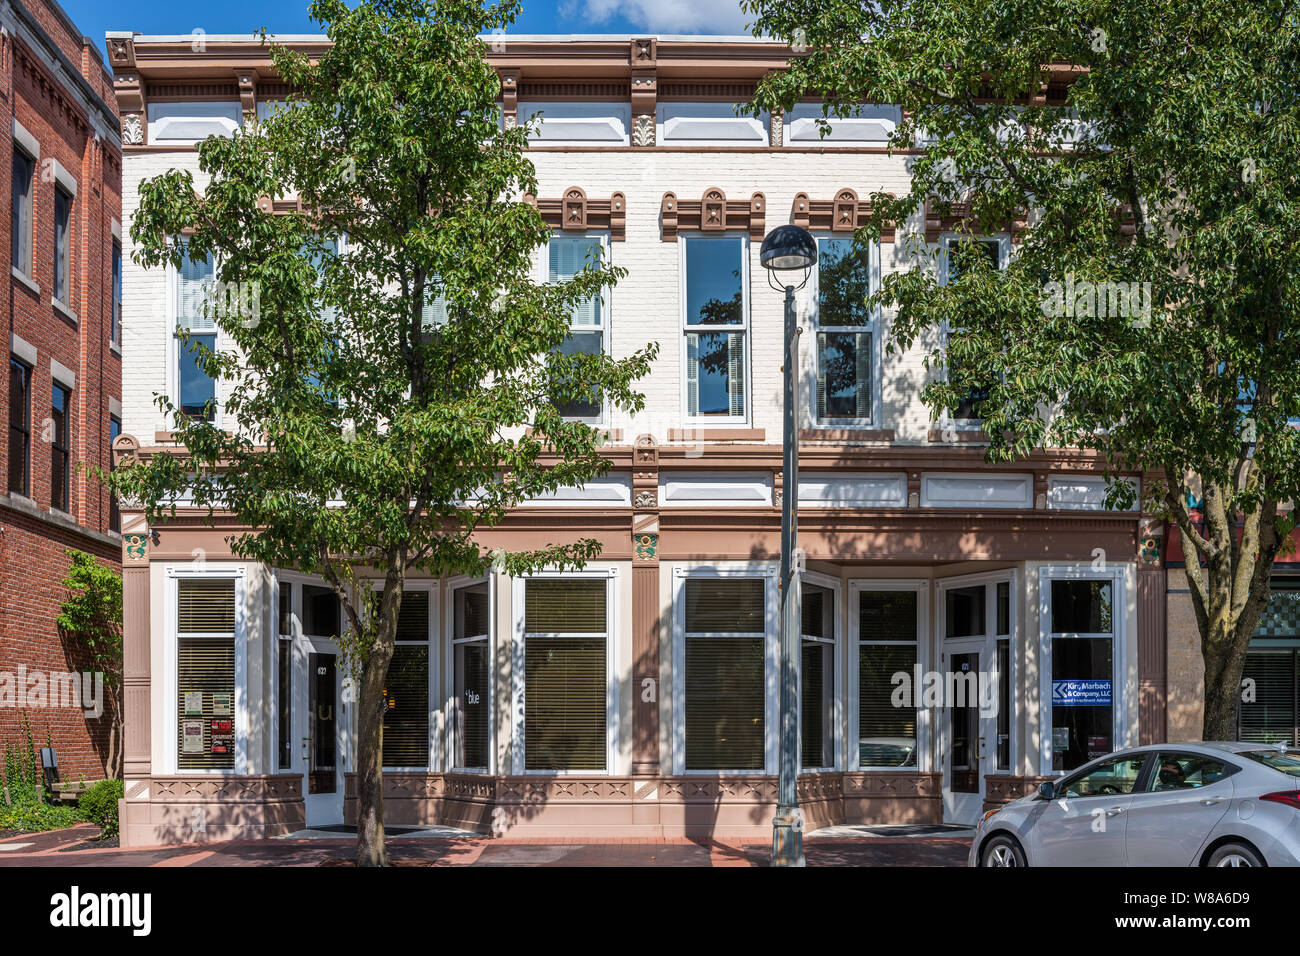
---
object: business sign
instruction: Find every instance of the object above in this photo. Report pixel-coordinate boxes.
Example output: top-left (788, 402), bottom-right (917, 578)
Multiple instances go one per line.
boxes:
top-left (209, 719), bottom-right (233, 755)
top-left (182, 719), bottom-right (205, 753)
top-left (211, 693), bottom-right (233, 717)
top-left (1052, 679), bottom-right (1112, 706)
top-left (184, 691), bottom-right (203, 716)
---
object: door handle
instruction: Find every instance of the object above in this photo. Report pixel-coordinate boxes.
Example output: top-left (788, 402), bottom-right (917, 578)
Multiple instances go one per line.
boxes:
top-left (1105, 806), bottom-right (1125, 817)
top-left (302, 736), bottom-right (311, 762)
top-left (975, 736), bottom-right (987, 760)
top-left (1200, 798), bottom-right (1223, 806)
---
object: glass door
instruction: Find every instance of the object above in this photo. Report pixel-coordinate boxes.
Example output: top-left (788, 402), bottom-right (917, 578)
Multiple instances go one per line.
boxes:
top-left (941, 641), bottom-right (993, 823)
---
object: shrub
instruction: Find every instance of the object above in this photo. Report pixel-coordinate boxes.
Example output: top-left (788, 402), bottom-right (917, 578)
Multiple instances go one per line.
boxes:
top-left (0, 802), bottom-right (83, 832)
top-left (78, 779), bottom-right (124, 839)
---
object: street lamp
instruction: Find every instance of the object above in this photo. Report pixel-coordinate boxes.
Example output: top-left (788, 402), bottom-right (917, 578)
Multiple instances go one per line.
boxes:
top-left (760, 223), bottom-right (817, 868)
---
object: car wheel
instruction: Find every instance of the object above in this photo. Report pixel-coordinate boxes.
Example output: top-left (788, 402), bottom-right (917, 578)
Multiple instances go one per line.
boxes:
top-left (981, 834), bottom-right (1026, 867)
top-left (1206, 843), bottom-right (1265, 867)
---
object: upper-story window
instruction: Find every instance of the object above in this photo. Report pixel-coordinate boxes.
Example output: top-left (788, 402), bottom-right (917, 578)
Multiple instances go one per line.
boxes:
top-left (11, 148), bottom-right (34, 279)
top-left (682, 235), bottom-right (748, 423)
top-left (111, 239), bottom-right (123, 348)
top-left (547, 234), bottom-right (607, 422)
top-left (814, 238), bottom-right (876, 425)
top-left (50, 380), bottom-right (71, 512)
top-left (942, 236), bottom-right (1005, 423)
top-left (175, 242), bottom-right (217, 422)
top-left (109, 414), bottom-right (121, 532)
top-left (7, 358), bottom-right (31, 497)
top-left (53, 187), bottom-right (72, 306)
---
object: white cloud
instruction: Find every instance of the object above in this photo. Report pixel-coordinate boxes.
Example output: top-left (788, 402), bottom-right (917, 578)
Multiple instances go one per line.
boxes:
top-left (562, 0), bottom-right (753, 35)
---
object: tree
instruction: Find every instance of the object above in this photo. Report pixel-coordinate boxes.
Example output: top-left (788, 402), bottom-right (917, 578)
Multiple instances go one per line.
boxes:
top-left (745, 0), bottom-right (1300, 740)
top-left (113, 0), bottom-right (656, 865)
top-left (56, 550), bottom-right (123, 779)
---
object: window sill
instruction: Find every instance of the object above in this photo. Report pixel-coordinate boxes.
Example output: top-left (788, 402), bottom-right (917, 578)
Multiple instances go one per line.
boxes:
top-left (109, 341), bottom-right (122, 357)
top-left (52, 297), bottom-right (79, 326)
top-left (11, 267), bottom-right (40, 297)
top-left (667, 426), bottom-right (765, 442)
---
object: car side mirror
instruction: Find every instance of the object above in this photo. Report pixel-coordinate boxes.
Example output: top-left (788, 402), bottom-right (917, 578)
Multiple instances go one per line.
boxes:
top-left (1037, 782), bottom-right (1056, 800)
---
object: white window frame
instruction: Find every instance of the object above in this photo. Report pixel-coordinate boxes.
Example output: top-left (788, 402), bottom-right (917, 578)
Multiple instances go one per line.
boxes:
top-left (166, 239), bottom-right (222, 429)
top-left (934, 568), bottom-right (1018, 775)
top-left (163, 565), bottom-right (248, 776)
top-left (679, 234), bottom-right (751, 426)
top-left (938, 232), bottom-right (1011, 429)
top-left (799, 569), bottom-right (844, 772)
top-left (538, 230), bottom-right (612, 425)
top-left (371, 579), bottom-right (438, 772)
top-left (1037, 564), bottom-right (1128, 777)
top-left (511, 567), bottom-right (619, 775)
top-left (808, 234), bottom-right (881, 428)
top-left (848, 578), bottom-right (931, 773)
top-left (671, 564), bottom-right (779, 775)
top-left (445, 573), bottom-right (495, 774)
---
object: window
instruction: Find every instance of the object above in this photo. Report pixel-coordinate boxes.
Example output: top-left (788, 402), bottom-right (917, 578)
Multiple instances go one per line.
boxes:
top-left (945, 585), bottom-right (985, 639)
top-left (521, 577), bottom-right (609, 771)
top-left (11, 150), bottom-right (34, 277)
top-left (50, 382), bottom-right (70, 512)
top-left (7, 359), bottom-right (30, 496)
top-left (383, 590), bottom-right (430, 768)
top-left (111, 239), bottom-right (123, 347)
top-left (277, 582), bottom-right (292, 770)
top-left (1238, 586), bottom-right (1300, 746)
top-left (108, 414), bottom-right (121, 532)
top-left (682, 236), bottom-right (747, 421)
top-left (53, 187), bottom-right (71, 304)
top-left (944, 237), bottom-right (1002, 421)
top-left (548, 235), bottom-right (607, 421)
top-left (1057, 754), bottom-right (1145, 798)
top-left (858, 588), bottom-right (919, 768)
top-left (176, 578), bottom-right (237, 771)
top-left (801, 582), bottom-right (836, 770)
top-left (1047, 577), bottom-right (1117, 772)
top-left (814, 238), bottom-right (874, 423)
top-left (175, 243), bottom-right (217, 421)
top-left (452, 581), bottom-right (491, 770)
top-left (1149, 752), bottom-right (1231, 791)
top-left (682, 576), bottom-right (767, 771)
top-left (302, 584), bottom-right (340, 637)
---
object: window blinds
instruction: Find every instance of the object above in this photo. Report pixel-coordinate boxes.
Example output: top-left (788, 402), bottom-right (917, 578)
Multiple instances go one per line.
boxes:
top-left (177, 638), bottom-right (236, 770)
top-left (549, 236), bottom-right (602, 327)
top-left (383, 644), bottom-right (429, 767)
top-left (1239, 649), bottom-right (1298, 746)
top-left (524, 636), bottom-right (606, 770)
top-left (685, 636), bottom-right (765, 770)
top-left (858, 590), bottom-right (918, 767)
top-left (178, 579), bottom-right (236, 633)
top-left (524, 578), bottom-right (605, 633)
top-left (177, 245), bottom-right (216, 331)
top-left (684, 578), bottom-right (764, 633)
top-left (395, 590), bottom-right (429, 641)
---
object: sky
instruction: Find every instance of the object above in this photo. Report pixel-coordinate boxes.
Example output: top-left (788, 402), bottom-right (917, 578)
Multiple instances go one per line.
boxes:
top-left (62, 0), bottom-right (757, 64)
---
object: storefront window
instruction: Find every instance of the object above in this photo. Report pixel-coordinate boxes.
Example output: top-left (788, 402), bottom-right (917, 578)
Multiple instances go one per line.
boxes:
top-left (176, 578), bottom-right (237, 771)
top-left (453, 582), bottom-right (491, 770)
top-left (1238, 584), bottom-right (1300, 746)
top-left (277, 582), bottom-right (292, 770)
top-left (858, 589), bottom-right (918, 768)
top-left (683, 576), bottom-right (766, 771)
top-left (1049, 579), bottom-right (1115, 772)
top-left (801, 583), bottom-right (836, 770)
top-left (523, 578), bottom-right (608, 771)
top-left (383, 590), bottom-right (429, 768)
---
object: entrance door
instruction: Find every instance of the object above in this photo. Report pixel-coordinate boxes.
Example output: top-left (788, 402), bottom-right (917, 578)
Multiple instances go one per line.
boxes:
top-left (941, 641), bottom-right (995, 824)
top-left (299, 643), bottom-right (345, 826)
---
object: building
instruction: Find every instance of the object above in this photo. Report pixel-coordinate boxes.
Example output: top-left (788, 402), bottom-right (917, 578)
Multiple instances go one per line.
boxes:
top-left (0, 0), bottom-right (123, 783)
top-left (107, 32), bottom-right (1297, 847)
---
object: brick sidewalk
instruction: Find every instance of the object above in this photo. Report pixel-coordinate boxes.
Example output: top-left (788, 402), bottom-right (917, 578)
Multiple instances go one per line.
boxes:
top-left (0, 827), bottom-right (971, 867)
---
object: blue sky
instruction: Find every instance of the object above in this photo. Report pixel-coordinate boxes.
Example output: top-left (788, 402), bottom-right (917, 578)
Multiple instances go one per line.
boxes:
top-left (63, 0), bottom-right (756, 63)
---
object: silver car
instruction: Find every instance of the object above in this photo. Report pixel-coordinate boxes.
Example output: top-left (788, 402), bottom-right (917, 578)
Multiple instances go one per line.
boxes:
top-left (969, 742), bottom-right (1300, 866)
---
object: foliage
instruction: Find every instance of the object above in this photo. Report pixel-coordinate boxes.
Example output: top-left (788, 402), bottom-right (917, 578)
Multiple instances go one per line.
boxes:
top-left (111, 0), bottom-right (656, 864)
top-left (78, 779), bottom-right (124, 839)
top-left (0, 716), bottom-right (84, 832)
top-left (56, 550), bottom-right (124, 778)
top-left (746, 0), bottom-right (1300, 739)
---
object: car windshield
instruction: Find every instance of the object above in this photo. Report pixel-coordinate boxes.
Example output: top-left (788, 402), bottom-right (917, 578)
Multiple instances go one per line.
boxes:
top-left (1240, 749), bottom-right (1300, 777)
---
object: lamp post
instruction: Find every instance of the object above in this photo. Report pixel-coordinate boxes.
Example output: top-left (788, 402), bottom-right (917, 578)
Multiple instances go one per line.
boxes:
top-left (759, 224), bottom-right (817, 868)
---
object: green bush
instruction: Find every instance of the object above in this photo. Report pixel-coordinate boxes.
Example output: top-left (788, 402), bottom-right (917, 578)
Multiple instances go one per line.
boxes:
top-left (0, 802), bottom-right (83, 832)
top-left (78, 779), bottom-right (123, 839)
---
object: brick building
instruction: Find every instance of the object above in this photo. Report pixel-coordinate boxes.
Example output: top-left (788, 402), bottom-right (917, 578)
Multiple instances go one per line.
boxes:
top-left (0, 0), bottom-right (123, 782)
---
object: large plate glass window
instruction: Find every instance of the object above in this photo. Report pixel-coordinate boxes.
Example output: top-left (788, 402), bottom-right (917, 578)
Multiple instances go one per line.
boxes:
top-left (522, 578), bottom-right (608, 771)
top-left (683, 236), bottom-right (747, 422)
top-left (683, 576), bottom-right (766, 771)
top-left (452, 581), bottom-right (491, 770)
top-left (548, 235), bottom-right (607, 421)
top-left (1049, 578), bottom-right (1116, 771)
top-left (858, 589), bottom-right (918, 768)
top-left (383, 590), bottom-right (430, 768)
top-left (1238, 585), bottom-right (1300, 745)
top-left (801, 582), bottom-right (836, 770)
top-left (176, 241), bottom-right (217, 421)
top-left (176, 578), bottom-right (237, 770)
top-left (814, 238), bottom-right (874, 423)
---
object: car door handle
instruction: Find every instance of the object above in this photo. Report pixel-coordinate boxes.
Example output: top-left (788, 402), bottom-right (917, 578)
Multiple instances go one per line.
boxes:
top-left (1200, 798), bottom-right (1224, 806)
top-left (1106, 806), bottom-right (1125, 817)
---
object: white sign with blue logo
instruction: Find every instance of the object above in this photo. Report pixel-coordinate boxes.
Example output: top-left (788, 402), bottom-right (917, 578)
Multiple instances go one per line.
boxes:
top-left (1052, 679), bottom-right (1112, 706)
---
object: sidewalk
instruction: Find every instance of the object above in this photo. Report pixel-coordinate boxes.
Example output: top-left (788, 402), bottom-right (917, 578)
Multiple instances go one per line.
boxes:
top-left (0, 826), bottom-right (972, 867)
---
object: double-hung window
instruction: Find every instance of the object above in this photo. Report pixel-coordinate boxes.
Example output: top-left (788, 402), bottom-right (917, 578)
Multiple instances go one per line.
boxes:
top-left (547, 234), bottom-right (607, 421)
top-left (53, 187), bottom-right (72, 305)
top-left (11, 149), bottom-right (34, 278)
top-left (383, 589), bottom-right (431, 769)
top-left (682, 236), bottom-right (748, 422)
top-left (813, 238), bottom-right (876, 423)
top-left (943, 237), bottom-right (1003, 423)
top-left (50, 381), bottom-right (70, 512)
top-left (111, 239), bottom-right (123, 348)
top-left (108, 414), bottom-right (121, 532)
top-left (7, 358), bottom-right (30, 497)
top-left (175, 241), bottom-right (217, 421)
top-left (856, 585), bottom-right (921, 769)
top-left (680, 574), bottom-right (771, 772)
top-left (451, 580), bottom-right (491, 770)
top-left (176, 577), bottom-right (238, 771)
top-left (517, 576), bottom-right (612, 772)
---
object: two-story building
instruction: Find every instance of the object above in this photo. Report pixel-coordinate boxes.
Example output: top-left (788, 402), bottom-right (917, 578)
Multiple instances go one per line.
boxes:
top-left (106, 31), bottom-right (1296, 848)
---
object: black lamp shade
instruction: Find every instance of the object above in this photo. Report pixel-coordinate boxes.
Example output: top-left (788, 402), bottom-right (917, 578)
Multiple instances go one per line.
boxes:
top-left (760, 224), bottom-right (817, 271)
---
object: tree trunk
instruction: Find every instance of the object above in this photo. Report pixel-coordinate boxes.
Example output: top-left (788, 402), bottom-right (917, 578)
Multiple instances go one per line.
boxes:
top-left (354, 642), bottom-right (394, 867)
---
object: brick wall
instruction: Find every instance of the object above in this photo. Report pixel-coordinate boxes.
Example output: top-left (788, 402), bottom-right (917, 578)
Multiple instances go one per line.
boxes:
top-left (0, 0), bottom-right (123, 782)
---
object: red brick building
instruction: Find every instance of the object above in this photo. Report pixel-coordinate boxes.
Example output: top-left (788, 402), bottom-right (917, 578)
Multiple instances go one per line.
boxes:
top-left (0, 0), bottom-right (122, 782)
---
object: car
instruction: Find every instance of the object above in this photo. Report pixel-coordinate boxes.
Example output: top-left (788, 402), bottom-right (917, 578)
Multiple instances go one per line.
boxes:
top-left (969, 741), bottom-right (1300, 866)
